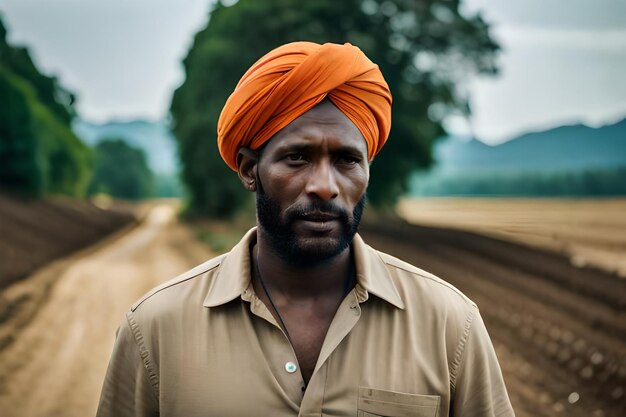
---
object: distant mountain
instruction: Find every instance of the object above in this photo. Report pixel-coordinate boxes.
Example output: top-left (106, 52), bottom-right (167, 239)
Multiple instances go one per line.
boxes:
top-left (411, 118), bottom-right (626, 197)
top-left (434, 118), bottom-right (626, 173)
top-left (73, 119), bottom-right (178, 175)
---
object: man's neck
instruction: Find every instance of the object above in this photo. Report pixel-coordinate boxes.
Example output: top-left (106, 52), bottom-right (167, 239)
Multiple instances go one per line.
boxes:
top-left (253, 232), bottom-right (353, 301)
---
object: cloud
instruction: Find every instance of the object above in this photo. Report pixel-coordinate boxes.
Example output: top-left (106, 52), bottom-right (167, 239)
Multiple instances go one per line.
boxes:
top-left (497, 26), bottom-right (626, 53)
top-left (463, 0), bottom-right (626, 31)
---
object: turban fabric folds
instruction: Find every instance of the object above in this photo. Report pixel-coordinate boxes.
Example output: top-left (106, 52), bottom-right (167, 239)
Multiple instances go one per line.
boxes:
top-left (217, 42), bottom-right (392, 171)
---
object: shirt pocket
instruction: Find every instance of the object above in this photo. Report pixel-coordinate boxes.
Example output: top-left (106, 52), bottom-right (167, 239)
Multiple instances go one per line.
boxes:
top-left (357, 387), bottom-right (440, 417)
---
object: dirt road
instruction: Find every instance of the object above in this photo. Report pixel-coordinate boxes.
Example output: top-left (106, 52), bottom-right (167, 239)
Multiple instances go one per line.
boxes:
top-left (0, 204), bottom-right (213, 417)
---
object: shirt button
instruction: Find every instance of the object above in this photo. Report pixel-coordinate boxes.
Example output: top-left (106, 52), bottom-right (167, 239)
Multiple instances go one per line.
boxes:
top-left (285, 362), bottom-right (297, 373)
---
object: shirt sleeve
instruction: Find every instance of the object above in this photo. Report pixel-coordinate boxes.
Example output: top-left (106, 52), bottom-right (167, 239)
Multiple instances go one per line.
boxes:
top-left (96, 312), bottom-right (159, 417)
top-left (451, 310), bottom-right (515, 417)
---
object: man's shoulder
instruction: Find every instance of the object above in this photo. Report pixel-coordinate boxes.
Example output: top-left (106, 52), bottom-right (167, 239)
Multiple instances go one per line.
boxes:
top-left (373, 247), bottom-right (477, 311)
top-left (130, 253), bottom-right (228, 313)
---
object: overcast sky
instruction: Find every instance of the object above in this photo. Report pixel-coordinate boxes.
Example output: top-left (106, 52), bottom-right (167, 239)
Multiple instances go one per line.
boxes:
top-left (2, 0), bottom-right (625, 144)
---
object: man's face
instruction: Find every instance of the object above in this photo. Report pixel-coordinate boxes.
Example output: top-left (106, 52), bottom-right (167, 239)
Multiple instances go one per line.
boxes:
top-left (255, 100), bottom-right (370, 266)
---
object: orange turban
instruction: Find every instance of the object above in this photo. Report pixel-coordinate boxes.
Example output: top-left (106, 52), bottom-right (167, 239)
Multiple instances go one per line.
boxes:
top-left (217, 41), bottom-right (392, 171)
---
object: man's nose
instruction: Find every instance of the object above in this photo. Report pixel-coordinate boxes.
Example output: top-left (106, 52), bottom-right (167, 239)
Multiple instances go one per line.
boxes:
top-left (305, 160), bottom-right (339, 201)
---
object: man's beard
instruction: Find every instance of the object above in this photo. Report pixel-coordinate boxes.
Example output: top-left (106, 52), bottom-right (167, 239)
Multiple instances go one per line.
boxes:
top-left (256, 189), bottom-right (366, 267)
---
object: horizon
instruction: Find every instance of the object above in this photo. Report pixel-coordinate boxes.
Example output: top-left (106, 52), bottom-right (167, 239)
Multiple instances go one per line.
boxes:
top-left (75, 109), bottom-right (626, 147)
top-left (441, 113), bottom-right (626, 145)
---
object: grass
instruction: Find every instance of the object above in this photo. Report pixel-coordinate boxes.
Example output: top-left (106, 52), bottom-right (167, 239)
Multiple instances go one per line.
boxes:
top-left (192, 208), bottom-right (256, 254)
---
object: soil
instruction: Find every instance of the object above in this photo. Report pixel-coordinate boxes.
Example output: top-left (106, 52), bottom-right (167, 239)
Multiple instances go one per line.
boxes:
top-left (0, 198), bottom-right (624, 417)
top-left (0, 194), bottom-right (135, 289)
top-left (397, 197), bottom-right (626, 278)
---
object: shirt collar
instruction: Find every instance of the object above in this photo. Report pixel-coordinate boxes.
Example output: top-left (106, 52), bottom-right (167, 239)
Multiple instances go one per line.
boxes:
top-left (203, 227), bottom-right (404, 310)
top-left (351, 233), bottom-right (405, 309)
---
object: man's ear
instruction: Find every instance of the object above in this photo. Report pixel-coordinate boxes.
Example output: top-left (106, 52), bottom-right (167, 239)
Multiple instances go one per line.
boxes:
top-left (237, 147), bottom-right (258, 192)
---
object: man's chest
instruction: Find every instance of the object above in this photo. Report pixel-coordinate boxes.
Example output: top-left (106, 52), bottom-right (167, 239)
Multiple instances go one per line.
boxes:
top-left (281, 304), bottom-right (338, 385)
top-left (154, 301), bottom-right (449, 417)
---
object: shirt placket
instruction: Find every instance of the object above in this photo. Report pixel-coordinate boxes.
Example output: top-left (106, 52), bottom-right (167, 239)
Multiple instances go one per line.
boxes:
top-left (299, 289), bottom-right (362, 417)
top-left (243, 283), bottom-right (364, 416)
top-left (243, 284), bottom-right (307, 408)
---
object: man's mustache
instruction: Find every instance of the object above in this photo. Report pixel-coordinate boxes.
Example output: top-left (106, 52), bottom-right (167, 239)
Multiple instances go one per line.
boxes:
top-left (285, 202), bottom-right (350, 224)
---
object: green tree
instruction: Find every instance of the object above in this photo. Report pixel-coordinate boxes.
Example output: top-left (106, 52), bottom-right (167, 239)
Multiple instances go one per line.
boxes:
top-left (0, 69), bottom-right (41, 194)
top-left (0, 16), bottom-right (91, 197)
top-left (89, 138), bottom-right (154, 200)
top-left (171, 0), bottom-right (499, 216)
top-left (0, 18), bottom-right (75, 124)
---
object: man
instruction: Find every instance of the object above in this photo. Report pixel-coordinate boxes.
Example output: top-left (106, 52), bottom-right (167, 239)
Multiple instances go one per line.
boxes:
top-left (97, 42), bottom-right (514, 417)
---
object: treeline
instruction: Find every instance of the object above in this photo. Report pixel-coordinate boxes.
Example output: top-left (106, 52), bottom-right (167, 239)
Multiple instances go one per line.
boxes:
top-left (0, 17), bottom-right (154, 200)
top-left (89, 139), bottom-right (154, 199)
top-left (0, 18), bottom-right (91, 197)
top-left (411, 167), bottom-right (626, 197)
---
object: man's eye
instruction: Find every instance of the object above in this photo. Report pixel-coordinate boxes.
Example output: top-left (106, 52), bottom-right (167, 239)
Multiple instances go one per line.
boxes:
top-left (286, 154), bottom-right (304, 162)
top-left (339, 156), bottom-right (359, 164)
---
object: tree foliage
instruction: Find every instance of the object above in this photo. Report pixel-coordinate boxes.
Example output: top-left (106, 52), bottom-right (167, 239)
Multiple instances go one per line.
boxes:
top-left (171, 0), bottom-right (499, 216)
top-left (89, 138), bottom-right (154, 200)
top-left (0, 17), bottom-right (91, 197)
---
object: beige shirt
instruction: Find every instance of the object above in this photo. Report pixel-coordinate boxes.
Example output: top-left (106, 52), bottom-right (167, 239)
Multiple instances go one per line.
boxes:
top-left (97, 228), bottom-right (514, 417)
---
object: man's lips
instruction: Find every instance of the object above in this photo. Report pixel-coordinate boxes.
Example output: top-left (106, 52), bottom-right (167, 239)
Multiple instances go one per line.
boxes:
top-left (298, 211), bottom-right (340, 222)
top-left (293, 211), bottom-right (341, 232)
